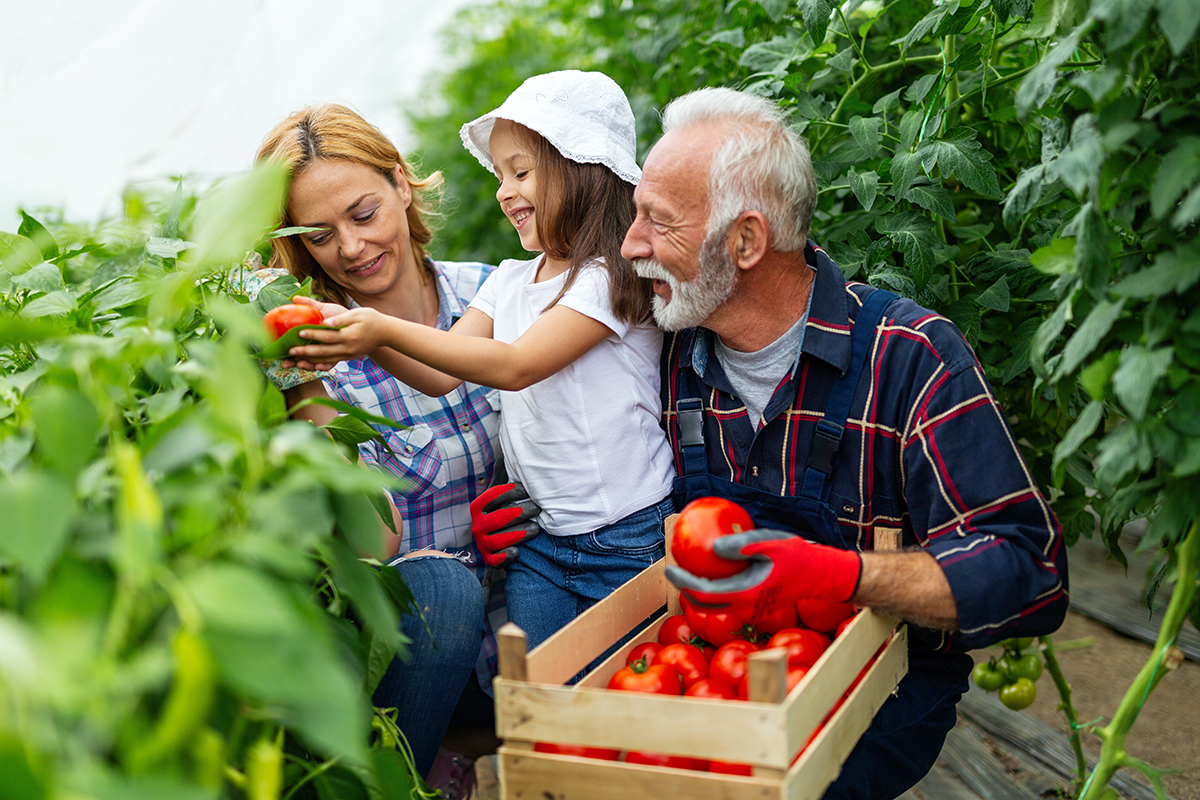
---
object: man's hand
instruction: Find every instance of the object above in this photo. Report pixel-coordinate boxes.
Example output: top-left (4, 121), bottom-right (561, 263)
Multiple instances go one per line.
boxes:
top-left (469, 482), bottom-right (541, 569)
top-left (666, 529), bottom-right (862, 623)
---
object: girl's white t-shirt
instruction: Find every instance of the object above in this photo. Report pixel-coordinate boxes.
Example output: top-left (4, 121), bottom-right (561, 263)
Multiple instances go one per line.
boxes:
top-left (468, 255), bottom-right (675, 536)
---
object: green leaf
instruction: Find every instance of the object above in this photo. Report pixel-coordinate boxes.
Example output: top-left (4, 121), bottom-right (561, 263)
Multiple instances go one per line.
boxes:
top-left (902, 180), bottom-right (957, 220)
top-left (266, 226), bottom-right (325, 240)
top-left (324, 415), bottom-right (387, 448)
top-left (1112, 346), bottom-right (1172, 420)
top-left (1003, 164), bottom-right (1048, 230)
top-left (738, 33), bottom-right (801, 76)
top-left (1093, 0), bottom-right (1153, 50)
top-left (1073, 203), bottom-right (1111, 293)
top-left (294, 396), bottom-right (407, 430)
top-left (796, 0), bottom-right (835, 43)
top-left (849, 169), bottom-right (880, 211)
top-left (13, 262), bottom-right (64, 294)
top-left (904, 73), bottom-right (940, 104)
top-left (1030, 238), bottom-right (1076, 275)
top-left (1027, 0), bottom-right (1089, 36)
top-left (332, 491), bottom-right (387, 558)
top-left (20, 291), bottom-right (77, 319)
top-left (145, 237), bottom-right (195, 258)
top-left (1155, 0), bottom-right (1200, 54)
top-left (1112, 242), bottom-right (1200, 297)
top-left (1016, 24), bottom-right (1087, 115)
top-left (0, 471), bottom-right (75, 585)
top-left (320, 538), bottom-right (400, 651)
top-left (256, 324), bottom-right (337, 360)
top-left (876, 211), bottom-right (939, 288)
top-left (915, 128), bottom-right (1002, 198)
top-left (1053, 399), bottom-right (1105, 469)
top-left (898, 109), bottom-right (923, 152)
top-left (1001, 317), bottom-right (1043, 383)
top-left (186, 563), bottom-right (309, 636)
top-left (1095, 419), bottom-right (1152, 489)
top-left (0, 232), bottom-right (44, 275)
top-left (706, 28), bottom-right (746, 47)
top-left (993, 0), bottom-right (1034, 22)
top-left (902, 4), bottom-right (949, 53)
top-left (1051, 115), bottom-right (1102, 197)
top-left (17, 212), bottom-right (59, 261)
top-left (1052, 298), bottom-right (1127, 381)
top-left (185, 160), bottom-right (289, 272)
top-left (848, 116), bottom-right (882, 158)
top-left (30, 386), bottom-right (99, 481)
top-left (1032, 296), bottom-right (1072, 377)
top-left (976, 276), bottom-right (1011, 311)
top-left (1172, 186), bottom-right (1200, 228)
top-left (889, 150), bottom-right (924, 197)
top-left (872, 88), bottom-right (903, 115)
top-left (1080, 349), bottom-right (1120, 399)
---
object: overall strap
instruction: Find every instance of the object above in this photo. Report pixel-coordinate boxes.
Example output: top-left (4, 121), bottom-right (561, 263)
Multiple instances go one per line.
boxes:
top-left (799, 288), bottom-right (898, 504)
top-left (675, 396), bottom-right (709, 476)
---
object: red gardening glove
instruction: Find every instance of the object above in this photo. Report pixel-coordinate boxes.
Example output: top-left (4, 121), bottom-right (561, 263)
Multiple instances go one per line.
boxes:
top-left (469, 482), bottom-right (541, 569)
top-left (665, 529), bottom-right (861, 625)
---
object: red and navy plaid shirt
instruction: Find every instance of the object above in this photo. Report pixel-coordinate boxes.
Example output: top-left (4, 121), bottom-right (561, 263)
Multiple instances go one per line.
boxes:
top-left (661, 243), bottom-right (1068, 653)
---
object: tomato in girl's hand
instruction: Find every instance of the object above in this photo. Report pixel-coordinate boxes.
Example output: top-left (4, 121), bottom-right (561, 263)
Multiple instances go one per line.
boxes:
top-left (795, 599), bottom-right (857, 633)
top-left (262, 303), bottom-right (323, 340)
top-left (626, 641), bottom-right (663, 667)
top-left (625, 751), bottom-right (707, 771)
top-left (534, 742), bottom-right (621, 760)
top-left (685, 678), bottom-right (738, 700)
top-left (651, 643), bottom-right (708, 689)
top-left (671, 497), bottom-right (754, 579)
top-left (766, 628), bottom-right (830, 669)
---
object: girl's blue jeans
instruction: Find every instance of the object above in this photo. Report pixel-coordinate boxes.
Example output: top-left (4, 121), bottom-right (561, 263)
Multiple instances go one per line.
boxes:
top-left (505, 496), bottom-right (673, 650)
top-left (370, 555), bottom-right (490, 778)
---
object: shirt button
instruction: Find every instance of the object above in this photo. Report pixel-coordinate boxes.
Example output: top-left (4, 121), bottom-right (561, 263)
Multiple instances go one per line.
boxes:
top-left (751, 466), bottom-right (760, 477)
top-left (403, 445), bottom-right (415, 455)
top-left (459, 423), bottom-right (471, 432)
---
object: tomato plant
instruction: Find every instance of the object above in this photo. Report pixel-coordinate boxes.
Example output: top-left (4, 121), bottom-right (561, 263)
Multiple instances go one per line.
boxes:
top-left (262, 302), bottom-right (323, 339)
top-left (670, 497), bottom-right (754, 579)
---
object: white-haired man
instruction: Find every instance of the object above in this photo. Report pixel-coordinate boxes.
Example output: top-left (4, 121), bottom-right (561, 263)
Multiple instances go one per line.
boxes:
top-left (622, 87), bottom-right (1069, 799)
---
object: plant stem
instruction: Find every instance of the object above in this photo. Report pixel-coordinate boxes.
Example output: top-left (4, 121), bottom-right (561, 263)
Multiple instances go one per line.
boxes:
top-left (821, 54), bottom-right (943, 146)
top-left (1079, 518), bottom-right (1200, 799)
top-left (1041, 633), bottom-right (1089, 796)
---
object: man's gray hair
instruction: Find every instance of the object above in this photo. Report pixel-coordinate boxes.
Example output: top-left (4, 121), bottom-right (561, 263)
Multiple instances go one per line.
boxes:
top-left (661, 88), bottom-right (816, 252)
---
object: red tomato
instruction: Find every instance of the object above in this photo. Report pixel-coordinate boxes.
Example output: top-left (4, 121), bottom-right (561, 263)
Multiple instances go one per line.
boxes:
top-left (625, 751), bottom-right (707, 771)
top-left (795, 599), bottom-right (857, 633)
top-left (709, 760), bottom-right (753, 775)
top-left (709, 640), bottom-right (759, 688)
top-left (752, 604), bottom-right (800, 635)
top-left (607, 663), bottom-right (683, 695)
top-left (766, 628), bottom-right (830, 669)
top-left (262, 303), bottom-right (323, 340)
top-left (685, 678), bottom-right (738, 700)
top-left (684, 604), bottom-right (752, 646)
top-left (534, 742), bottom-right (620, 760)
top-left (652, 643), bottom-right (708, 689)
top-left (627, 642), bottom-right (663, 667)
top-left (835, 611), bottom-right (858, 639)
top-left (736, 664), bottom-right (808, 701)
top-left (658, 614), bottom-right (698, 647)
top-left (671, 497), bottom-right (754, 579)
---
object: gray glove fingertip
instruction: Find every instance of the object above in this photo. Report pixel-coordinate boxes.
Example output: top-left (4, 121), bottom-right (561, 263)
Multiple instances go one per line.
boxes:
top-left (710, 528), bottom-right (798, 558)
top-left (666, 562), bottom-right (773, 593)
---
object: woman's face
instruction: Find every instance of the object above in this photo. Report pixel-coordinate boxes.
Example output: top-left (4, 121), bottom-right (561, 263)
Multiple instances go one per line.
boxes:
top-left (288, 158), bottom-right (416, 302)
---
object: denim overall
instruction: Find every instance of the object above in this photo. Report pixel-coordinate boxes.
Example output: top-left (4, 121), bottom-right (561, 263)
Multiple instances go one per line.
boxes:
top-left (669, 289), bottom-right (968, 799)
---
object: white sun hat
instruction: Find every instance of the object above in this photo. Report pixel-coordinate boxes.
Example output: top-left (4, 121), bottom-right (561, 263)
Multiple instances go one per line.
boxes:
top-left (459, 70), bottom-right (641, 185)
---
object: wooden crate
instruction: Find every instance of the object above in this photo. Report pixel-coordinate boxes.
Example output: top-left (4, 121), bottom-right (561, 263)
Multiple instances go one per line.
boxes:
top-left (493, 525), bottom-right (908, 800)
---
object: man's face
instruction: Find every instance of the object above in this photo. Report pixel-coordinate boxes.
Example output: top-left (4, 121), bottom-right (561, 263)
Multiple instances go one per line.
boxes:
top-left (622, 126), bottom-right (737, 331)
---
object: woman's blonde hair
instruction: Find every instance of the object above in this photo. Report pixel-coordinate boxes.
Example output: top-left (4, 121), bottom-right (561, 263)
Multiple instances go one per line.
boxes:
top-left (256, 103), bottom-right (442, 306)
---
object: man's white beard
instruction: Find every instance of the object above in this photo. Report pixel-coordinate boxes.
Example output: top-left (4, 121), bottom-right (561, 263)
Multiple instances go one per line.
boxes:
top-left (634, 229), bottom-right (738, 331)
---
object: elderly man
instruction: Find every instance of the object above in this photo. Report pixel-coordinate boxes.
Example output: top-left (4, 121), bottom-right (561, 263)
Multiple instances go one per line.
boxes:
top-left (621, 87), bottom-right (1068, 799)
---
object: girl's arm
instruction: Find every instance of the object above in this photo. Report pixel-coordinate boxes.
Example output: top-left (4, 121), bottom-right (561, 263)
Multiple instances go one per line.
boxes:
top-left (290, 300), bottom-right (614, 395)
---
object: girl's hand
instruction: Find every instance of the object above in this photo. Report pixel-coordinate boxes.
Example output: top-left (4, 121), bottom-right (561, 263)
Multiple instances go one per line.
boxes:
top-left (285, 298), bottom-right (390, 368)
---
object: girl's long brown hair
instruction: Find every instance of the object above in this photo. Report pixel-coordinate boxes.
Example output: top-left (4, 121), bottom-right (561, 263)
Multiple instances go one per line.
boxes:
top-left (256, 103), bottom-right (441, 306)
top-left (514, 126), bottom-right (652, 325)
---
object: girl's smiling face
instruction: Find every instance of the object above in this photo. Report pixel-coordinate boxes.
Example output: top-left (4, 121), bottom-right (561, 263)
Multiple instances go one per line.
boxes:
top-left (490, 119), bottom-right (543, 254)
top-left (288, 158), bottom-right (417, 302)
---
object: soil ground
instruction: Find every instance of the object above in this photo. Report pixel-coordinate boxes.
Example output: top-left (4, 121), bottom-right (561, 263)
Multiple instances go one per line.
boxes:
top-left (970, 609), bottom-right (1200, 800)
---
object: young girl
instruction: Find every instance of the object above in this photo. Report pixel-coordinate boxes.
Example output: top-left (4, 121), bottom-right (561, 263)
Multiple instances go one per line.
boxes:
top-left (289, 70), bottom-right (675, 649)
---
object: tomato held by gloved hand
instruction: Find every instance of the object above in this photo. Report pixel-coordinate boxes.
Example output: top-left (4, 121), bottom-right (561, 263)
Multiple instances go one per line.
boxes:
top-left (670, 497), bottom-right (754, 579)
top-left (469, 481), bottom-right (540, 568)
top-left (667, 529), bottom-right (862, 625)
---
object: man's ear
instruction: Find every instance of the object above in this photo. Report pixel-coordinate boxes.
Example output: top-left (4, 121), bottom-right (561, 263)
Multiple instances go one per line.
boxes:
top-left (727, 210), bottom-right (769, 269)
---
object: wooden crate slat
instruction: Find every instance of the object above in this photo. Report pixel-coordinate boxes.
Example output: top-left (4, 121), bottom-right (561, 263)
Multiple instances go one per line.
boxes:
top-left (783, 626), bottom-right (909, 800)
top-left (494, 682), bottom-right (790, 764)
top-left (573, 613), bottom-right (667, 690)
top-left (499, 747), bottom-right (781, 800)
top-left (524, 559), bottom-right (669, 685)
top-left (780, 607), bottom-right (899, 747)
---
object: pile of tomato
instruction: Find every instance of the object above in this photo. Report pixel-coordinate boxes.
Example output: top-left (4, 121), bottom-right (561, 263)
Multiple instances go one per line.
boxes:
top-left (536, 593), bottom-right (860, 774)
top-left (970, 637), bottom-right (1044, 710)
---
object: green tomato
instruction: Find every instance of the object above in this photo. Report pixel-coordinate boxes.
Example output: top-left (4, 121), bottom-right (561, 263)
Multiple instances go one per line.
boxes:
top-left (972, 661), bottom-right (1007, 692)
top-left (1010, 653), bottom-right (1043, 682)
top-left (999, 677), bottom-right (1037, 710)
